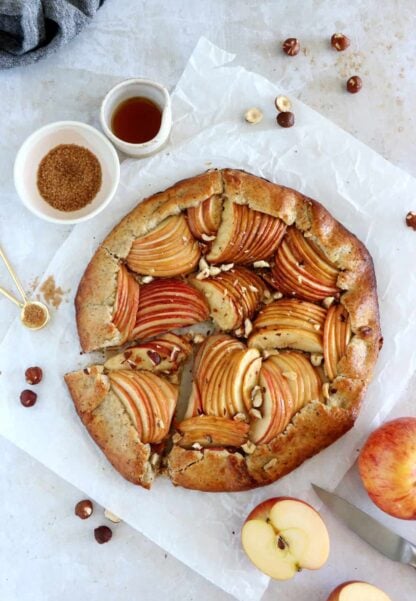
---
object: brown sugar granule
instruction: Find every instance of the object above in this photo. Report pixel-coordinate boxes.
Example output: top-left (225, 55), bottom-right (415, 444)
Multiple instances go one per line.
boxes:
top-left (40, 276), bottom-right (64, 308)
top-left (22, 303), bottom-right (47, 328)
top-left (37, 144), bottom-right (102, 212)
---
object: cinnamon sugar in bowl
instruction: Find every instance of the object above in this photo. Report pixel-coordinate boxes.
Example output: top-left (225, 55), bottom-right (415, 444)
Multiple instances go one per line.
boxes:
top-left (14, 121), bottom-right (120, 224)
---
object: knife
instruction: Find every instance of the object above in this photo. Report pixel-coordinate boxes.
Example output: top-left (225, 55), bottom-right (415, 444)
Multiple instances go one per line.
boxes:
top-left (312, 484), bottom-right (416, 568)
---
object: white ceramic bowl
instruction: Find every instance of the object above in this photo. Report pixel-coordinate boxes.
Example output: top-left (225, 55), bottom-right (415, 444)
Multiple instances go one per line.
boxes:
top-left (100, 78), bottom-right (172, 158)
top-left (14, 121), bottom-right (120, 224)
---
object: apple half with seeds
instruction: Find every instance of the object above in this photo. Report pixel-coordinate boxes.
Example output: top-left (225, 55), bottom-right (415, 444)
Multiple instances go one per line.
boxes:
top-left (241, 497), bottom-right (329, 580)
top-left (327, 581), bottom-right (392, 601)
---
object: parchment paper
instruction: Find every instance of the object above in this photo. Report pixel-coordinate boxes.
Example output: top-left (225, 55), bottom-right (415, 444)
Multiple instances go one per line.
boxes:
top-left (1, 38), bottom-right (416, 601)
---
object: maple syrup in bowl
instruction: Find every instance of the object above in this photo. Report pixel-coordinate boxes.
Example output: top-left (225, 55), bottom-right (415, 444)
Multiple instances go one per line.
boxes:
top-left (100, 79), bottom-right (172, 158)
top-left (111, 97), bottom-right (162, 144)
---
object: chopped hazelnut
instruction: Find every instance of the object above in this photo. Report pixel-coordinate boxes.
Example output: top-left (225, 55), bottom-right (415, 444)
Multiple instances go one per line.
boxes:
top-left (104, 509), bottom-right (121, 523)
top-left (253, 260), bottom-right (270, 268)
top-left (322, 296), bottom-right (335, 308)
top-left (201, 233), bottom-right (216, 241)
top-left (310, 354), bottom-right (323, 367)
top-left (244, 107), bottom-right (263, 124)
top-left (275, 95), bottom-right (292, 112)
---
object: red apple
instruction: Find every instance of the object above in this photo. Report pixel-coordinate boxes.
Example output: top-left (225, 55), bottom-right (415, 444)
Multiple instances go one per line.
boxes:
top-left (327, 581), bottom-right (392, 601)
top-left (126, 214), bottom-right (201, 277)
top-left (358, 417), bottom-right (416, 519)
top-left (241, 497), bottom-right (330, 580)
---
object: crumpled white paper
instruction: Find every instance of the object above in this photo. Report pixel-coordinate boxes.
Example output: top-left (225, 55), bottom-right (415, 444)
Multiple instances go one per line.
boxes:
top-left (1, 38), bottom-right (416, 601)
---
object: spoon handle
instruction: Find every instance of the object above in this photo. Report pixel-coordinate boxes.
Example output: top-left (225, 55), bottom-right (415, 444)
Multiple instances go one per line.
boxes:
top-left (0, 245), bottom-right (27, 302)
top-left (0, 285), bottom-right (23, 308)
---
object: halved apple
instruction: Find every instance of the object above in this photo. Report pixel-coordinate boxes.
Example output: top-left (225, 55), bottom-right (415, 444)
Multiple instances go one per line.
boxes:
top-left (249, 351), bottom-right (323, 444)
top-left (248, 299), bottom-right (327, 353)
top-left (131, 278), bottom-right (209, 341)
top-left (187, 195), bottom-right (223, 240)
top-left (272, 227), bottom-right (340, 301)
top-left (206, 199), bottom-right (287, 264)
top-left (241, 497), bottom-right (330, 580)
top-left (112, 264), bottom-right (140, 343)
top-left (104, 332), bottom-right (192, 373)
top-left (323, 303), bottom-right (352, 380)
top-left (109, 370), bottom-right (178, 444)
top-left (327, 581), bottom-right (392, 601)
top-left (126, 215), bottom-right (201, 277)
top-left (190, 334), bottom-right (261, 419)
top-left (190, 266), bottom-right (267, 331)
top-left (176, 415), bottom-right (249, 448)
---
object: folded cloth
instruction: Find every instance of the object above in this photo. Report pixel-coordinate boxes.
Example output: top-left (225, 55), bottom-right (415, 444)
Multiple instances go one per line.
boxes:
top-left (0, 0), bottom-right (105, 69)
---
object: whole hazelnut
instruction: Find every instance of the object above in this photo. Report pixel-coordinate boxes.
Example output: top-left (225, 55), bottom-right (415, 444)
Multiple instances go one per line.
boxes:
top-left (94, 525), bottom-right (112, 544)
top-left (346, 75), bottom-right (362, 94)
top-left (20, 389), bottom-right (37, 407)
top-left (276, 111), bottom-right (295, 128)
top-left (331, 33), bottom-right (350, 51)
top-left (405, 211), bottom-right (416, 230)
top-left (282, 38), bottom-right (300, 56)
top-left (25, 366), bottom-right (43, 385)
top-left (75, 499), bottom-right (93, 519)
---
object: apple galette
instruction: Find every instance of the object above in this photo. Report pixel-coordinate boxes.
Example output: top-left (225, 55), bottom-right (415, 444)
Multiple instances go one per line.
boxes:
top-left (65, 169), bottom-right (381, 492)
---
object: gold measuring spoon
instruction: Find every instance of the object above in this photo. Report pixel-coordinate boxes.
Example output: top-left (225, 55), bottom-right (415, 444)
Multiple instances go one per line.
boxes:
top-left (0, 246), bottom-right (49, 330)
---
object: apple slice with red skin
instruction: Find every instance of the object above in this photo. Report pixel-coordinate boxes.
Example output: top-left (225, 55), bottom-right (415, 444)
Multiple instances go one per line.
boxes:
top-left (126, 214), bottom-right (201, 277)
top-left (323, 303), bottom-right (352, 380)
top-left (176, 415), bottom-right (249, 448)
top-left (271, 227), bottom-right (339, 301)
top-left (327, 581), bottom-right (392, 601)
top-left (131, 278), bottom-right (209, 341)
top-left (112, 264), bottom-right (140, 343)
top-left (109, 370), bottom-right (178, 444)
top-left (241, 497), bottom-right (330, 580)
top-left (187, 195), bottom-right (223, 240)
top-left (358, 417), bottom-right (416, 520)
top-left (248, 299), bottom-right (327, 353)
top-left (190, 266), bottom-right (267, 331)
top-left (206, 199), bottom-right (287, 264)
top-left (105, 333), bottom-right (192, 373)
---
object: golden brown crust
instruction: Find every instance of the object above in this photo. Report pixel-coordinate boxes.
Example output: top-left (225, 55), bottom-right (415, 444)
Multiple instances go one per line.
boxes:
top-left (64, 367), bottom-right (153, 488)
top-left (70, 168), bottom-right (381, 492)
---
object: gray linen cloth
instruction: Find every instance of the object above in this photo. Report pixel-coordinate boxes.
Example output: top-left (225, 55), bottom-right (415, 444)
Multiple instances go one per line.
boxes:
top-left (0, 0), bottom-right (105, 69)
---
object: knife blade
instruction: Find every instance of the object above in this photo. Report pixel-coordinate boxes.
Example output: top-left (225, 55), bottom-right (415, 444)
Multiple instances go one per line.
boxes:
top-left (312, 484), bottom-right (416, 568)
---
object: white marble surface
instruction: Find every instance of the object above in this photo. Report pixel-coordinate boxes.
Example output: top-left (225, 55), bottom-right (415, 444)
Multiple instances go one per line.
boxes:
top-left (1, 1), bottom-right (416, 600)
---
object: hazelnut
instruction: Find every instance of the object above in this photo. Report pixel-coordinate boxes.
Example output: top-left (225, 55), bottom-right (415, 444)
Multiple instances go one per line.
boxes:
top-left (275, 95), bottom-right (292, 112)
top-left (147, 350), bottom-right (161, 365)
top-left (277, 111), bottom-right (295, 128)
top-left (20, 389), bottom-right (37, 407)
top-left (331, 33), bottom-right (350, 51)
top-left (75, 499), bottom-right (93, 519)
top-left (25, 366), bottom-right (43, 385)
top-left (346, 75), bottom-right (362, 94)
top-left (282, 38), bottom-right (300, 56)
top-left (405, 211), bottom-right (416, 230)
top-left (104, 508), bottom-right (121, 523)
top-left (94, 525), bottom-right (112, 544)
top-left (359, 325), bottom-right (373, 337)
top-left (244, 107), bottom-right (263, 124)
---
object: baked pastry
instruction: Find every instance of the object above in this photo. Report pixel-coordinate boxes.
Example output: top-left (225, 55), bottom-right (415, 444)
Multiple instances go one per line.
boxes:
top-left (65, 169), bottom-right (381, 491)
